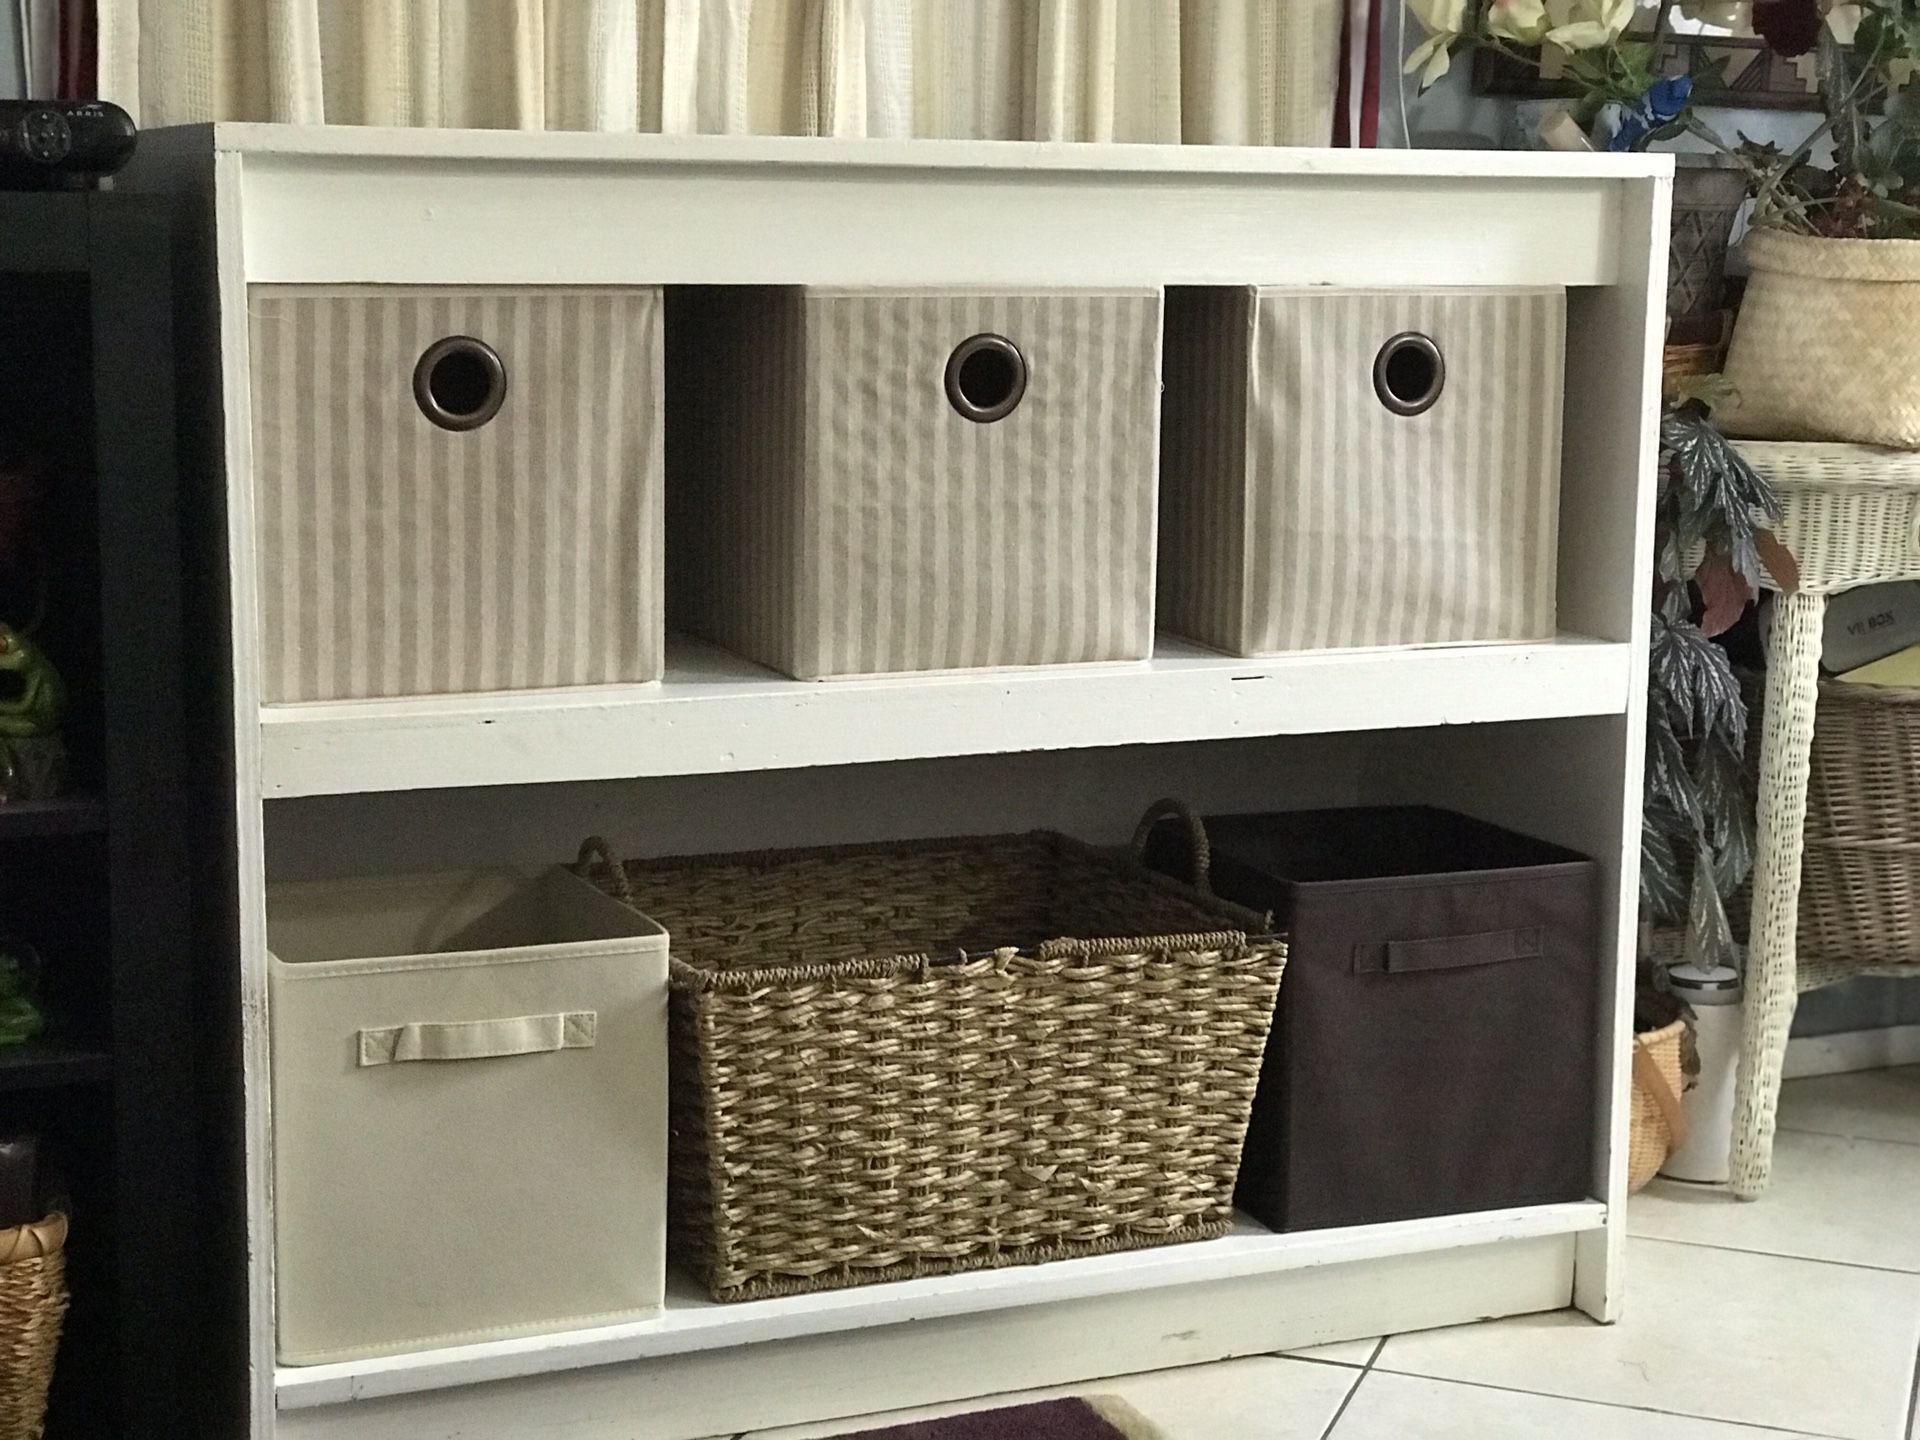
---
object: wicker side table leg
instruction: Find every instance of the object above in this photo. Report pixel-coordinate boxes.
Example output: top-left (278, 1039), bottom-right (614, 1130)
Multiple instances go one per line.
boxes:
top-left (1730, 588), bottom-right (1826, 1200)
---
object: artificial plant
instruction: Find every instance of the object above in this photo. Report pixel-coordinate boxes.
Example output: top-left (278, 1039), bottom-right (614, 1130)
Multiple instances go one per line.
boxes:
top-left (1645, 396), bottom-right (1797, 966)
top-left (1406, 0), bottom-right (1920, 238)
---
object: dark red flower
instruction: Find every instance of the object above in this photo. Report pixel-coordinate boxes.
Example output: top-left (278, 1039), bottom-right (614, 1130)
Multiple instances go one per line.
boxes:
top-left (1751, 0), bottom-right (1823, 57)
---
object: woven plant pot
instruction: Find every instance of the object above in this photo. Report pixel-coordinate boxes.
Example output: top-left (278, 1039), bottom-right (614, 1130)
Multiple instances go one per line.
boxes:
top-left (1668, 157), bottom-right (1748, 319)
top-left (0, 1213), bottom-right (67, 1440)
top-left (577, 832), bottom-right (1287, 1302)
top-left (1629, 1021), bottom-right (1689, 1192)
top-left (1720, 229), bottom-right (1920, 448)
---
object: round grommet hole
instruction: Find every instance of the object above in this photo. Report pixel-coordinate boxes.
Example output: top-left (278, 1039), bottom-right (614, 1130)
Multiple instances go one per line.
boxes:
top-left (945, 334), bottom-right (1028, 424)
top-left (414, 336), bottom-right (507, 432)
top-left (1373, 332), bottom-right (1445, 417)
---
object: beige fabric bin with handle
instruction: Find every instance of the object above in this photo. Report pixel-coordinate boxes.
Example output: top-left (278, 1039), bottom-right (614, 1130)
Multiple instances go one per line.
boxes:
top-left (1159, 286), bottom-right (1566, 655)
top-left (249, 285), bottom-right (665, 703)
top-left (667, 286), bottom-right (1162, 680)
top-left (269, 867), bottom-right (669, 1365)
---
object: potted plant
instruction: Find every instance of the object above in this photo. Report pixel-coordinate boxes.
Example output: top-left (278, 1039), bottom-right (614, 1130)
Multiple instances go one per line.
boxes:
top-left (1623, 389), bottom-right (1798, 1184)
top-left (1405, 0), bottom-right (1920, 445)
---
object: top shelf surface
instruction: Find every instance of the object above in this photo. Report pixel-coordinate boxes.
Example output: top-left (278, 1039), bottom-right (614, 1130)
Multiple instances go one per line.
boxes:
top-left (179, 123), bottom-right (1675, 179)
top-left (259, 633), bottom-right (1631, 799)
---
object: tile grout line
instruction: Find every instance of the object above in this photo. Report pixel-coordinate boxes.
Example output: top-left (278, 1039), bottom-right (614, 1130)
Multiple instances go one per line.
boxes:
top-left (1362, 1367), bottom-right (1853, 1438)
top-left (1906, 1333), bottom-right (1918, 1440)
top-left (1317, 1336), bottom-right (1388, 1439)
top-left (1774, 1121), bottom-right (1920, 1150)
top-left (1624, 1231), bottom-right (1920, 1277)
top-left (1316, 1364), bottom-right (1368, 1440)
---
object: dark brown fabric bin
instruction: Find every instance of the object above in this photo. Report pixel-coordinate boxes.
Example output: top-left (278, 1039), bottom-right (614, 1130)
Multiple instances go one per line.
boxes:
top-left (1139, 804), bottom-right (1600, 1232)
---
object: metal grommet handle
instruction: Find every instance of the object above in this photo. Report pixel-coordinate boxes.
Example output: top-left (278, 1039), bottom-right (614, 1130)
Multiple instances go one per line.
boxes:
top-left (945, 333), bottom-right (1028, 424)
top-left (413, 335), bottom-right (508, 432)
top-left (1373, 331), bottom-right (1445, 418)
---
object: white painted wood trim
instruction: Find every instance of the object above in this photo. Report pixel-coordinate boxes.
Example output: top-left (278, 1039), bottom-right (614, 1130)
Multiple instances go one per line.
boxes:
top-left (1783, 1024), bottom-right (1920, 1079)
top-left (277, 1201), bottom-right (1601, 1409)
top-left (1572, 169), bottom-right (1671, 1326)
top-left (211, 147), bottom-right (280, 1440)
top-left (274, 1235), bottom-right (1577, 1440)
top-left (259, 635), bottom-right (1634, 798)
top-left (196, 122), bottom-right (1672, 178)
top-left (233, 154), bottom-right (1635, 288)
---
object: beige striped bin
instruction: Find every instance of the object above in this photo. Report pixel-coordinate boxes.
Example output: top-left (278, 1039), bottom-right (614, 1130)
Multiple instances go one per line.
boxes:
top-left (667, 287), bottom-right (1163, 680)
top-left (248, 286), bottom-right (665, 703)
top-left (1159, 287), bottom-right (1566, 655)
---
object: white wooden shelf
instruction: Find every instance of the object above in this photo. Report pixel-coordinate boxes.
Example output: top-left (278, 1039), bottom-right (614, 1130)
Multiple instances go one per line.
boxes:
top-left (260, 633), bottom-right (1633, 798)
top-left (276, 1199), bottom-right (1605, 1411)
top-left (125, 129), bottom-right (1668, 1440)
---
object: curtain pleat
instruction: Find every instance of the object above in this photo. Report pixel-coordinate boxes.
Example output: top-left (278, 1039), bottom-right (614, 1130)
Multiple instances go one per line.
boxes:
top-left (100, 0), bottom-right (1341, 145)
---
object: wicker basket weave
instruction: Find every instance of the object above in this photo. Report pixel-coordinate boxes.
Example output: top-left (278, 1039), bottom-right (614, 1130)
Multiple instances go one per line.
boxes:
top-left (576, 832), bottom-right (1287, 1303)
top-left (1797, 680), bottom-right (1920, 971)
top-left (0, 1213), bottom-right (66, 1440)
top-left (1628, 1022), bottom-right (1689, 1193)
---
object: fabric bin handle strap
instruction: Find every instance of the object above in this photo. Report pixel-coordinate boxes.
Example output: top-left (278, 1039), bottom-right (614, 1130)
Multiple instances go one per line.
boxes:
top-left (357, 1011), bottom-right (597, 1067)
top-left (1354, 927), bottom-right (1543, 975)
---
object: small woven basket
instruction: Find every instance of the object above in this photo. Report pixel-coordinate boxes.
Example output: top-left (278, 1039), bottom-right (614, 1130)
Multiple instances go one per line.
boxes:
top-left (1797, 680), bottom-right (1920, 970)
top-left (1628, 1022), bottom-right (1689, 1192)
top-left (0, 1213), bottom-right (67, 1440)
top-left (576, 831), bottom-right (1287, 1302)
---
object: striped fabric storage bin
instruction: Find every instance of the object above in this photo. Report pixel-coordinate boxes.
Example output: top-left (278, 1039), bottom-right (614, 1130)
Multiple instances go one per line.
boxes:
top-left (249, 286), bottom-right (665, 703)
top-left (1159, 286), bottom-right (1566, 655)
top-left (667, 287), bottom-right (1162, 680)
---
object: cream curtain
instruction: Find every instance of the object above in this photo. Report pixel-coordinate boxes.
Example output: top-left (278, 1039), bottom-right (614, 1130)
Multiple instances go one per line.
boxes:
top-left (98, 0), bottom-right (1345, 144)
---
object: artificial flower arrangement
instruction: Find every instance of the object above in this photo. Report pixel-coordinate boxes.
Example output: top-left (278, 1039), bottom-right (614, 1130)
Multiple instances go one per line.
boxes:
top-left (1406, 0), bottom-right (1920, 239)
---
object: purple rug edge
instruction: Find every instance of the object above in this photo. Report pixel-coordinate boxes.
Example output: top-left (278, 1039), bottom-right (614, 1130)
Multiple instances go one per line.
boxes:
top-left (831, 1394), bottom-right (1160, 1440)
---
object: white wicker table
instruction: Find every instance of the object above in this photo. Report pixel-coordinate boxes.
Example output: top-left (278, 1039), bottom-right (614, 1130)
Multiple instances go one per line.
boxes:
top-left (1733, 441), bottom-right (1920, 1199)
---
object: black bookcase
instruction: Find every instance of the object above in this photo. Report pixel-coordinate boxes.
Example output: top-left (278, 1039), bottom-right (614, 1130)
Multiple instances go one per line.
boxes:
top-left (0, 192), bottom-right (195, 1437)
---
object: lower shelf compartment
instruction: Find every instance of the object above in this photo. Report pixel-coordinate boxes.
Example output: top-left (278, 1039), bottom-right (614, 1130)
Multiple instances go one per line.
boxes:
top-left (275, 1199), bottom-right (1604, 1412)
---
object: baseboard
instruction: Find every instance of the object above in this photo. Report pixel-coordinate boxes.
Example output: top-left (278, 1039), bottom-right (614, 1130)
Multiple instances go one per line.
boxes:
top-left (1784, 1024), bottom-right (1920, 1079)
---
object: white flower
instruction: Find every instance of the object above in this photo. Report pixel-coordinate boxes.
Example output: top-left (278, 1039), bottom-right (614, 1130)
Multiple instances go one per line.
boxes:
top-left (1489, 0), bottom-right (1553, 43)
top-left (1404, 0), bottom-right (1468, 88)
top-left (1544, 0), bottom-right (1637, 51)
top-left (1826, 2), bottom-right (1864, 44)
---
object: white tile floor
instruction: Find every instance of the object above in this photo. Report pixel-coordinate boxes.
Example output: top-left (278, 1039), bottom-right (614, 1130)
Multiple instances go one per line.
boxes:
top-left (724, 1066), bottom-right (1920, 1440)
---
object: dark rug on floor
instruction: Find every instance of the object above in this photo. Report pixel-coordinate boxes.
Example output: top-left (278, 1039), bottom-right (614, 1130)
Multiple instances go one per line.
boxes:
top-left (832, 1395), bottom-right (1161, 1439)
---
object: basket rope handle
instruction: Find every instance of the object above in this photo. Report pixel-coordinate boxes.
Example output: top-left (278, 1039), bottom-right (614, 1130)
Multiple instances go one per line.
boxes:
top-left (575, 836), bottom-right (635, 906)
top-left (1632, 1033), bottom-right (1690, 1154)
top-left (1130, 798), bottom-right (1212, 895)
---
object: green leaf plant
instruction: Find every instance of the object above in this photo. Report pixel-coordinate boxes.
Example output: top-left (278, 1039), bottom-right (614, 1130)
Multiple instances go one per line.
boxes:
top-left (1646, 401), bottom-right (1798, 968)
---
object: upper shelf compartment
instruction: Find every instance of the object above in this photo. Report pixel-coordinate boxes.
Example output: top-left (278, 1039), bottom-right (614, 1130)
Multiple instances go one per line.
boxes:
top-left (258, 633), bottom-right (1631, 798)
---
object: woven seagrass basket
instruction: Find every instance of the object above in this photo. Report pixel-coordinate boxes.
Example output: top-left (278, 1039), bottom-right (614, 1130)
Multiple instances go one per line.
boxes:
top-left (576, 832), bottom-right (1287, 1302)
top-left (0, 1213), bottom-right (67, 1440)
top-left (1720, 229), bottom-right (1920, 448)
top-left (1628, 1022), bottom-right (1689, 1193)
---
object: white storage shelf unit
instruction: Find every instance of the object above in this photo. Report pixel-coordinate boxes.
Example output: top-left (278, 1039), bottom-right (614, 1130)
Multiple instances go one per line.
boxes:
top-left (125, 126), bottom-right (1669, 1440)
